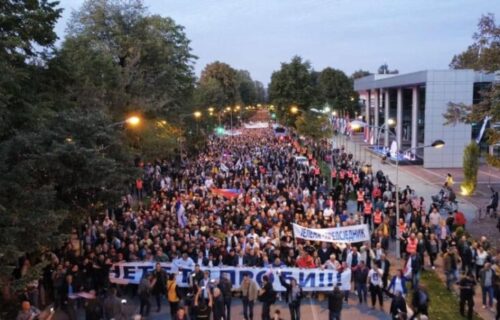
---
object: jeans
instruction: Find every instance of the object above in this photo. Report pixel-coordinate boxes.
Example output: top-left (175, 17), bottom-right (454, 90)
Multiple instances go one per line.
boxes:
top-left (445, 270), bottom-right (457, 289)
top-left (242, 297), bottom-right (254, 320)
top-left (412, 271), bottom-right (420, 289)
top-left (356, 282), bottom-right (367, 303)
top-left (482, 285), bottom-right (494, 307)
top-left (329, 310), bottom-right (341, 320)
top-left (289, 302), bottom-right (300, 320)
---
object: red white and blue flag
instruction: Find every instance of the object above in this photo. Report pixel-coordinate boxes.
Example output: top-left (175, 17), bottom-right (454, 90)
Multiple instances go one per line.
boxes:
top-left (211, 188), bottom-right (241, 199)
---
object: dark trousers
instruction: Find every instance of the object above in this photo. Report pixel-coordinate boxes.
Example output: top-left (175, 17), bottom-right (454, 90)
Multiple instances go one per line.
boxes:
top-left (329, 310), bottom-right (341, 320)
top-left (460, 296), bottom-right (474, 320)
top-left (364, 215), bottom-right (372, 229)
top-left (357, 201), bottom-right (364, 212)
top-left (370, 284), bottom-right (383, 307)
top-left (262, 301), bottom-right (272, 320)
top-left (224, 298), bottom-right (231, 320)
top-left (242, 297), bottom-right (254, 320)
top-left (169, 301), bottom-right (179, 318)
top-left (155, 293), bottom-right (163, 311)
top-left (356, 282), bottom-right (367, 303)
top-left (139, 296), bottom-right (151, 316)
top-left (288, 302), bottom-right (300, 320)
top-left (409, 305), bottom-right (428, 320)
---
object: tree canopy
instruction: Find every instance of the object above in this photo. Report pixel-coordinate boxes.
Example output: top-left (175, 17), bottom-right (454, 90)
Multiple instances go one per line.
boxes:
top-left (445, 13), bottom-right (500, 167)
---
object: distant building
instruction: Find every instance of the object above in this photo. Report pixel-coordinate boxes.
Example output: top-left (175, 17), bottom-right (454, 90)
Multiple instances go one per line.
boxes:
top-left (354, 70), bottom-right (495, 168)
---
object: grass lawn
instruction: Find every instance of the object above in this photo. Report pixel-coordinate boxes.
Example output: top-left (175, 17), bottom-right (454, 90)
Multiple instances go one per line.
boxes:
top-left (412, 271), bottom-right (482, 320)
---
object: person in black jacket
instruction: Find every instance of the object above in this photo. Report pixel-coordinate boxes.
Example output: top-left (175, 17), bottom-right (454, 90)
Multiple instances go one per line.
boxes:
top-left (212, 287), bottom-right (225, 320)
top-left (218, 273), bottom-right (233, 320)
top-left (151, 262), bottom-right (167, 312)
top-left (390, 290), bottom-right (407, 320)
top-left (328, 286), bottom-right (343, 320)
top-left (457, 272), bottom-right (476, 320)
top-left (258, 275), bottom-right (275, 320)
top-left (278, 273), bottom-right (302, 320)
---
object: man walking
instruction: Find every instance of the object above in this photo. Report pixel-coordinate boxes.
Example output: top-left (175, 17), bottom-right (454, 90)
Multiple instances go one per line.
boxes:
top-left (353, 261), bottom-right (369, 304)
top-left (458, 272), bottom-right (476, 320)
top-left (328, 286), bottom-right (344, 320)
top-left (241, 273), bottom-right (258, 320)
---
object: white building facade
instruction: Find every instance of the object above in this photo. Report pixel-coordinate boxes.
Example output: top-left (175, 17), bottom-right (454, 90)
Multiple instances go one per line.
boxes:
top-left (354, 70), bottom-right (494, 168)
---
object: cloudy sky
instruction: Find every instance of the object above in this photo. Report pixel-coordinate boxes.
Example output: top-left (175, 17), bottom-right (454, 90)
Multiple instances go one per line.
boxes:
top-left (54, 0), bottom-right (499, 84)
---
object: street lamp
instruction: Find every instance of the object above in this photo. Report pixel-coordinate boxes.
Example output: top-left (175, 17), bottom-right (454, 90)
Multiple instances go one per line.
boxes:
top-left (108, 115), bottom-right (142, 128)
top-left (290, 106), bottom-right (299, 114)
top-left (394, 139), bottom-right (445, 259)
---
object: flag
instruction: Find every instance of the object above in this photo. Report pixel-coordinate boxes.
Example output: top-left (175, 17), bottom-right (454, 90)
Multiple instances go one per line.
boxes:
top-left (176, 201), bottom-right (187, 228)
top-left (211, 188), bottom-right (241, 199)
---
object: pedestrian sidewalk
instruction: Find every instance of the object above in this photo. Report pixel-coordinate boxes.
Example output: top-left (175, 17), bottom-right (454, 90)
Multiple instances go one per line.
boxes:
top-left (340, 134), bottom-right (478, 221)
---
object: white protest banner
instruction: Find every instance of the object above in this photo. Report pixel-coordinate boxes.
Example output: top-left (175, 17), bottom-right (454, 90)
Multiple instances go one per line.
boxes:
top-left (292, 223), bottom-right (370, 244)
top-left (109, 263), bottom-right (350, 292)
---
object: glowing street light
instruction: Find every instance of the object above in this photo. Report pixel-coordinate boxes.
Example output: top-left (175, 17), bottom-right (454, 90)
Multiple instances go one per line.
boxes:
top-left (387, 118), bottom-right (396, 126)
top-left (126, 116), bottom-right (141, 126)
top-left (194, 111), bottom-right (202, 118)
top-left (290, 106), bottom-right (299, 114)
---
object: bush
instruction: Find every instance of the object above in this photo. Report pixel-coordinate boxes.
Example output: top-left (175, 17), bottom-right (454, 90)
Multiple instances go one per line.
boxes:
top-left (461, 142), bottom-right (480, 195)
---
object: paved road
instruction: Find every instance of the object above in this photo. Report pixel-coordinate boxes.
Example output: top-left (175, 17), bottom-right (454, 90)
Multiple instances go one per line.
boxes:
top-left (53, 294), bottom-right (393, 320)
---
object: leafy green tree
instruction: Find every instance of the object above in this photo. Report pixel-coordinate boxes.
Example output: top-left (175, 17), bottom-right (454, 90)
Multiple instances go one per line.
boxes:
top-left (318, 67), bottom-right (358, 116)
top-left (351, 69), bottom-right (371, 79)
top-left (268, 56), bottom-right (315, 124)
top-left (236, 70), bottom-right (257, 106)
top-left (295, 112), bottom-right (333, 140)
top-left (445, 13), bottom-right (500, 167)
top-left (254, 80), bottom-right (266, 103)
top-left (60, 0), bottom-right (196, 117)
top-left (377, 63), bottom-right (399, 74)
top-left (198, 61), bottom-right (241, 110)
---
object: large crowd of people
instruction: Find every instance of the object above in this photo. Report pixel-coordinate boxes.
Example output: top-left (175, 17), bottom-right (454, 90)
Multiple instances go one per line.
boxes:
top-left (13, 122), bottom-right (500, 320)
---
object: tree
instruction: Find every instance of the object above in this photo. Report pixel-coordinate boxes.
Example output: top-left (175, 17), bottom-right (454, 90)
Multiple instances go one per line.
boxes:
top-left (60, 0), bottom-right (196, 118)
top-left (351, 69), bottom-right (371, 80)
top-left (268, 56), bottom-right (315, 123)
top-left (236, 70), bottom-right (257, 106)
top-left (445, 13), bottom-right (500, 167)
top-left (254, 81), bottom-right (266, 103)
top-left (295, 112), bottom-right (333, 140)
top-left (450, 13), bottom-right (500, 71)
top-left (198, 61), bottom-right (241, 109)
top-left (378, 63), bottom-right (399, 74)
top-left (318, 67), bottom-right (358, 116)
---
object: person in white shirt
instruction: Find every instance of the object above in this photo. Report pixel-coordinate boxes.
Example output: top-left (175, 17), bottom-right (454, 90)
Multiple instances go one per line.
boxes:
top-left (368, 264), bottom-right (384, 309)
top-left (323, 205), bottom-right (334, 220)
top-left (323, 254), bottom-right (340, 270)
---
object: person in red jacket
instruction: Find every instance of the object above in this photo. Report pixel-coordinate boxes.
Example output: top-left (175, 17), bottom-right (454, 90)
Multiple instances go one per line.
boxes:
top-left (296, 250), bottom-right (316, 268)
top-left (454, 210), bottom-right (467, 228)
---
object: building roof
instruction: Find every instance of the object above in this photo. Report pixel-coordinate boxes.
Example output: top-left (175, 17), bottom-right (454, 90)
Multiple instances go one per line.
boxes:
top-left (354, 69), bottom-right (495, 91)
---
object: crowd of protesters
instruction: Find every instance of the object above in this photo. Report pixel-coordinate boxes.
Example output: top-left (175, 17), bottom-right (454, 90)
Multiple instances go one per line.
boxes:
top-left (12, 120), bottom-right (500, 320)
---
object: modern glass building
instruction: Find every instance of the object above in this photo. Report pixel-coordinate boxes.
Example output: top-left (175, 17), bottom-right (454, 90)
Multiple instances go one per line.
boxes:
top-left (354, 70), bottom-right (495, 168)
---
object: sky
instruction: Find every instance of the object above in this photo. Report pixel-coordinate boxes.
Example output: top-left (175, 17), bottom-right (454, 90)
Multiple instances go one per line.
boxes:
top-left (54, 0), bottom-right (500, 85)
